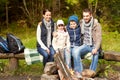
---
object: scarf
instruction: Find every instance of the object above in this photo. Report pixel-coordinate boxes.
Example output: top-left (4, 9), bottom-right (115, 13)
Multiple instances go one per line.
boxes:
top-left (43, 19), bottom-right (52, 47)
top-left (82, 17), bottom-right (94, 45)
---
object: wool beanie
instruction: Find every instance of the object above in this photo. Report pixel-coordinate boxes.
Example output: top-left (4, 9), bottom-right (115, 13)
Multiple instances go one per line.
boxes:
top-left (68, 15), bottom-right (79, 24)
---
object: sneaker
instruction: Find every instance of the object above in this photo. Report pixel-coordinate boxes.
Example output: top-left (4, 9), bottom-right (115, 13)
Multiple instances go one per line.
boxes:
top-left (81, 69), bottom-right (96, 78)
top-left (74, 72), bottom-right (82, 78)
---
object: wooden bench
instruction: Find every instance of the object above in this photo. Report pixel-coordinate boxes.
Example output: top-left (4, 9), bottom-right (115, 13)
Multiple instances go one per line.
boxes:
top-left (0, 51), bottom-right (120, 71)
top-left (0, 53), bottom-right (24, 71)
top-left (103, 51), bottom-right (120, 61)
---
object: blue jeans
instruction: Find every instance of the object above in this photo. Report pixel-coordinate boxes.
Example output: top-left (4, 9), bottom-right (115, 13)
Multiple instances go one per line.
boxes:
top-left (64, 48), bottom-right (71, 69)
top-left (64, 46), bottom-right (80, 69)
top-left (72, 44), bottom-right (99, 73)
top-left (37, 46), bottom-right (55, 66)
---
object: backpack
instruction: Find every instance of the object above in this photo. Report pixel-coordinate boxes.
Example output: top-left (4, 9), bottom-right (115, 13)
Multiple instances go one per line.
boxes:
top-left (7, 33), bottom-right (25, 54)
top-left (0, 36), bottom-right (9, 53)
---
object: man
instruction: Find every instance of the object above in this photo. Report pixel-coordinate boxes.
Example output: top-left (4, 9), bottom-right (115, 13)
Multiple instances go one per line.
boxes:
top-left (72, 8), bottom-right (102, 78)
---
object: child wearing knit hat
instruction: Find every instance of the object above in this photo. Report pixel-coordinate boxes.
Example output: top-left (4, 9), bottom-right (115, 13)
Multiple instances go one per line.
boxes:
top-left (66, 15), bottom-right (82, 78)
top-left (69, 15), bottom-right (79, 24)
top-left (68, 15), bottom-right (79, 29)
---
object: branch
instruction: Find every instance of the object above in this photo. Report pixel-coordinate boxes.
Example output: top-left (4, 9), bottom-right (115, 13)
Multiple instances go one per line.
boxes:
top-left (23, 0), bottom-right (30, 17)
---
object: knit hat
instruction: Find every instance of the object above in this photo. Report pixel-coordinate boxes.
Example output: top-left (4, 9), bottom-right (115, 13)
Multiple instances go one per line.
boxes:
top-left (57, 20), bottom-right (64, 26)
top-left (68, 15), bottom-right (78, 24)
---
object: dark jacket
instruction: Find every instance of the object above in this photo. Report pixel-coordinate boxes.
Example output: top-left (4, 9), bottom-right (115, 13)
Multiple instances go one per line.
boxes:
top-left (66, 24), bottom-right (81, 47)
top-left (37, 19), bottom-right (54, 48)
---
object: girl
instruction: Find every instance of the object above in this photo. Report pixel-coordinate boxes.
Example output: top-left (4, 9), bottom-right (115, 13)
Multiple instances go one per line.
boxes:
top-left (52, 19), bottom-right (71, 68)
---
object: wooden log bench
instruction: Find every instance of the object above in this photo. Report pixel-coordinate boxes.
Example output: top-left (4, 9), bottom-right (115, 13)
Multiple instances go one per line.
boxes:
top-left (0, 51), bottom-right (120, 72)
top-left (0, 53), bottom-right (24, 71)
top-left (103, 51), bottom-right (120, 61)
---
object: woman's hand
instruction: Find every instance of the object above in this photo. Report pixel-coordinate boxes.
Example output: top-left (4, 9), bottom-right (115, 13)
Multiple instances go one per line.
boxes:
top-left (53, 32), bottom-right (58, 37)
top-left (46, 48), bottom-right (50, 54)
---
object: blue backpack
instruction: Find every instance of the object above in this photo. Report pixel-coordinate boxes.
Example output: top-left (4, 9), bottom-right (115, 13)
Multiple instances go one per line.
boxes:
top-left (0, 36), bottom-right (9, 53)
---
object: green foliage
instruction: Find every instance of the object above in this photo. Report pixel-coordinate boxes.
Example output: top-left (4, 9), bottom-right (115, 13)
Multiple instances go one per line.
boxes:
top-left (0, 21), bottom-right (37, 49)
top-left (0, 62), bottom-right (5, 73)
top-left (98, 0), bottom-right (120, 32)
top-left (88, 0), bottom-right (97, 5)
top-left (102, 31), bottom-right (120, 52)
top-left (97, 59), bottom-right (120, 78)
top-left (13, 60), bottom-right (43, 76)
top-left (0, 59), bottom-right (43, 76)
top-left (0, 0), bottom-right (120, 33)
top-left (0, 0), bottom-right (8, 5)
top-left (0, 24), bottom-right (120, 77)
top-left (0, 0), bottom-right (120, 77)
top-left (65, 0), bottom-right (79, 5)
top-left (54, 17), bottom-right (69, 26)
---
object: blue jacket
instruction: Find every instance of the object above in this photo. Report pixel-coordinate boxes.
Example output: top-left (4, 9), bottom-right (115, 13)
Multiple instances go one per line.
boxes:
top-left (66, 24), bottom-right (81, 47)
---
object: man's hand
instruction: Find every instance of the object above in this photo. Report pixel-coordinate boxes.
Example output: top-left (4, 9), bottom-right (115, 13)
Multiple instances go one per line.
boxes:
top-left (92, 48), bottom-right (97, 55)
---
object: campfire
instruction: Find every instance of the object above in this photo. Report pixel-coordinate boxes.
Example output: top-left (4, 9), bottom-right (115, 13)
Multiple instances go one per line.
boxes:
top-left (41, 52), bottom-right (95, 80)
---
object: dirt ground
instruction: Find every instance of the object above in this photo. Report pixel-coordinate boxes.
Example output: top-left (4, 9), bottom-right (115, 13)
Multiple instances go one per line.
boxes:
top-left (0, 75), bottom-right (41, 80)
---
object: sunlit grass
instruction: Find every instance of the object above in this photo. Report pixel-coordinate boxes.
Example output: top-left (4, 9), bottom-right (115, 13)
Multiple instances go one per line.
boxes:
top-left (16, 60), bottom-right (43, 76)
top-left (0, 23), bottom-right (120, 77)
top-left (102, 31), bottom-right (120, 52)
top-left (0, 25), bottom-right (43, 76)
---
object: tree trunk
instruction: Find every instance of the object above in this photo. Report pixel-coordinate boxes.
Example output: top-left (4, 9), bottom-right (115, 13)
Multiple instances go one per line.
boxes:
top-left (93, 0), bottom-right (98, 17)
top-left (41, 0), bottom-right (43, 18)
top-left (6, 2), bottom-right (8, 28)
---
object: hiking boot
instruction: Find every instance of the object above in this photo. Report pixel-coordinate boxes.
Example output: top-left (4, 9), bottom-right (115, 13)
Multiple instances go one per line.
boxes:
top-left (81, 69), bottom-right (96, 78)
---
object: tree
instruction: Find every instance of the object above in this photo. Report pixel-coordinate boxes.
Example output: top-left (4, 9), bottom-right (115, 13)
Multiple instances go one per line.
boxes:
top-left (0, 0), bottom-right (9, 31)
top-left (88, 0), bottom-right (98, 17)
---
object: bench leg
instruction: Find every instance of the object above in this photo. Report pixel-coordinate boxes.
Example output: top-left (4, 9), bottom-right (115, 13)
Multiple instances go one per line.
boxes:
top-left (9, 57), bottom-right (18, 71)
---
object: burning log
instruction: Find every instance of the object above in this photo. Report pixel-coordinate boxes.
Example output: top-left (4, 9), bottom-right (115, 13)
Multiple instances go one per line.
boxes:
top-left (54, 52), bottom-right (80, 80)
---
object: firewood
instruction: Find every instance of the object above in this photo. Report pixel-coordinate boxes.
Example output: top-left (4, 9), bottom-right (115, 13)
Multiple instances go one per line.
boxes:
top-left (54, 52), bottom-right (81, 80)
top-left (104, 51), bottom-right (120, 61)
top-left (41, 74), bottom-right (59, 80)
top-left (44, 62), bottom-right (58, 75)
top-left (54, 51), bottom-right (95, 80)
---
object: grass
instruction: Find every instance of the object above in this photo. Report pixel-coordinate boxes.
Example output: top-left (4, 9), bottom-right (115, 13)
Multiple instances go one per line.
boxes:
top-left (15, 60), bottom-right (44, 76)
top-left (0, 59), bottom-right (44, 76)
top-left (0, 25), bottom-right (43, 76)
top-left (0, 23), bottom-right (120, 77)
top-left (102, 31), bottom-right (120, 52)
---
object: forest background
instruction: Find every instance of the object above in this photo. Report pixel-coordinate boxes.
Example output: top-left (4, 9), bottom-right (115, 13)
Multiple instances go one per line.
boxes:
top-left (0, 0), bottom-right (120, 79)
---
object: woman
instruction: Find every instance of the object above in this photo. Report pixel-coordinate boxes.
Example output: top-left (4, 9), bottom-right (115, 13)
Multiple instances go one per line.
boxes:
top-left (36, 9), bottom-right (55, 66)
